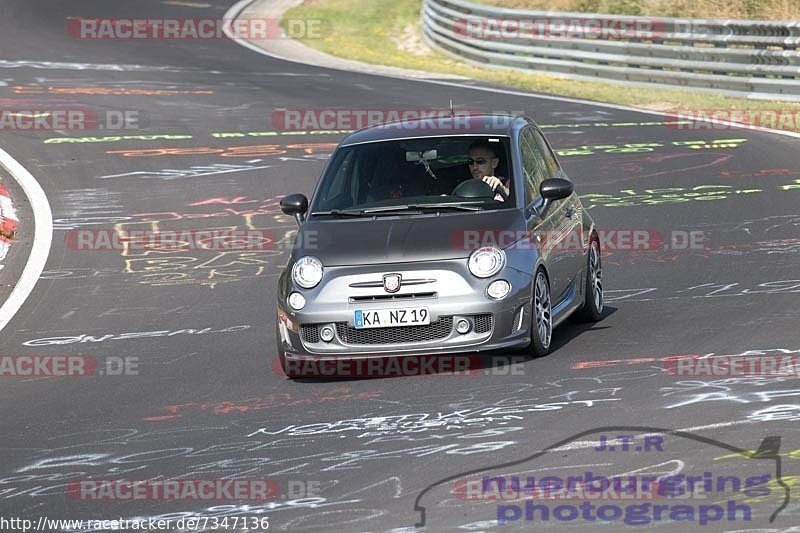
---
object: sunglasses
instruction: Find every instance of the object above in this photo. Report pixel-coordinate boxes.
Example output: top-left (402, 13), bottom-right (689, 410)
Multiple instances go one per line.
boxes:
top-left (467, 158), bottom-right (491, 165)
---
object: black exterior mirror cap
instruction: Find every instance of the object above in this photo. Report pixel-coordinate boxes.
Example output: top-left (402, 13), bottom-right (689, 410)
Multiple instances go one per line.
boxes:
top-left (540, 178), bottom-right (573, 201)
top-left (280, 193), bottom-right (309, 216)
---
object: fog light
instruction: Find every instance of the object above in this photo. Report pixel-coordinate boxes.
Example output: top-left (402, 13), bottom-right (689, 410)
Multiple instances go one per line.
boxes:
top-left (320, 325), bottom-right (335, 342)
top-left (456, 319), bottom-right (471, 334)
top-left (487, 279), bottom-right (511, 300)
top-left (288, 292), bottom-right (306, 310)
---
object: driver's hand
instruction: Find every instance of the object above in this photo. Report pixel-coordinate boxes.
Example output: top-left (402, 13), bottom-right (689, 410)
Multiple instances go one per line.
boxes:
top-left (482, 176), bottom-right (508, 195)
top-left (481, 175), bottom-right (502, 190)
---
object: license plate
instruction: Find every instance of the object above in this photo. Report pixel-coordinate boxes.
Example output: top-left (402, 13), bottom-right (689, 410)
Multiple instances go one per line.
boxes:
top-left (354, 307), bottom-right (430, 329)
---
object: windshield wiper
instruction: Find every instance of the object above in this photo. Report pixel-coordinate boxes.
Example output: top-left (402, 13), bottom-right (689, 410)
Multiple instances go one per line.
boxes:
top-left (359, 204), bottom-right (484, 213)
top-left (311, 209), bottom-right (370, 217)
top-left (360, 205), bottom-right (421, 213)
top-left (311, 206), bottom-right (422, 216)
top-left (312, 203), bottom-right (484, 216)
top-left (407, 203), bottom-right (484, 211)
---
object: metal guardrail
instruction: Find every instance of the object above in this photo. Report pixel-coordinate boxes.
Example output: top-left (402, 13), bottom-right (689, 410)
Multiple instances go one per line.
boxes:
top-left (422, 0), bottom-right (800, 100)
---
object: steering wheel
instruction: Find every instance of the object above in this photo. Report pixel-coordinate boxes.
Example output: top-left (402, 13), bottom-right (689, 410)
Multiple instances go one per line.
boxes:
top-left (451, 179), bottom-right (509, 201)
top-left (493, 182), bottom-right (509, 202)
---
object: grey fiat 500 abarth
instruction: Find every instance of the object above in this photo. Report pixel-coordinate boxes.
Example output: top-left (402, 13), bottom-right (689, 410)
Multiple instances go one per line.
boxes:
top-left (276, 114), bottom-right (603, 377)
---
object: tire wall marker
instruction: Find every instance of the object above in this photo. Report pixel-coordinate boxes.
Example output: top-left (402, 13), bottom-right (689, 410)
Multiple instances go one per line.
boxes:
top-left (0, 147), bottom-right (53, 332)
top-left (0, 180), bottom-right (17, 266)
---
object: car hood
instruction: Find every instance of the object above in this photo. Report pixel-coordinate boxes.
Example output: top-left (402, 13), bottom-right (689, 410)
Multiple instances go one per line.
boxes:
top-left (295, 210), bottom-right (526, 266)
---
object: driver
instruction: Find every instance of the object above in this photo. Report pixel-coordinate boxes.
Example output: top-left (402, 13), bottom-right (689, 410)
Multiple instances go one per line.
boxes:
top-left (466, 141), bottom-right (509, 202)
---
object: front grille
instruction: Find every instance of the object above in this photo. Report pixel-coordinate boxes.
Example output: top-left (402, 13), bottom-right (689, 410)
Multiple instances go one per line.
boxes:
top-left (336, 316), bottom-right (454, 345)
top-left (301, 325), bottom-right (320, 344)
top-left (349, 292), bottom-right (437, 303)
top-left (473, 314), bottom-right (493, 334)
top-left (301, 314), bottom-right (492, 346)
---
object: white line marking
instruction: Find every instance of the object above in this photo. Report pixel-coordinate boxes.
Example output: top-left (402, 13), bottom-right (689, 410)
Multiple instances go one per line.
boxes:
top-left (0, 147), bottom-right (53, 333)
top-left (223, 0), bottom-right (800, 141)
top-left (0, 59), bottom-right (186, 72)
top-left (96, 164), bottom-right (272, 180)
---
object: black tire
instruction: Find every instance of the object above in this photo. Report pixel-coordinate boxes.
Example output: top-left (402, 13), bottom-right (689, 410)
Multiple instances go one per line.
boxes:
top-left (574, 237), bottom-right (604, 322)
top-left (527, 268), bottom-right (552, 358)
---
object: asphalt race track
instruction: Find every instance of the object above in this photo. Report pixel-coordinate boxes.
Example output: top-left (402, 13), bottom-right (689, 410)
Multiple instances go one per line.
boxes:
top-left (0, 1), bottom-right (798, 531)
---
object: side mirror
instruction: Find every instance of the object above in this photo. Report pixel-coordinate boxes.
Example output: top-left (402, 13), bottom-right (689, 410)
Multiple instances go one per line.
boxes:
top-left (540, 178), bottom-right (573, 200)
top-left (535, 178), bottom-right (573, 218)
top-left (280, 193), bottom-right (309, 227)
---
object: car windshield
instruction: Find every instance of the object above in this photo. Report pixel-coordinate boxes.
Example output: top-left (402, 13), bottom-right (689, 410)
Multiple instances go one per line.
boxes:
top-left (310, 136), bottom-right (514, 214)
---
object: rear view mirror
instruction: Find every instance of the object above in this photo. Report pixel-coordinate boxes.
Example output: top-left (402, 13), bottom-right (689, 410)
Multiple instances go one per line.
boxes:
top-left (406, 150), bottom-right (438, 162)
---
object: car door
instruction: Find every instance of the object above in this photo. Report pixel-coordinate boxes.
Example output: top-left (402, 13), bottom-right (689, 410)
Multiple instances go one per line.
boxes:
top-left (519, 127), bottom-right (572, 302)
top-left (532, 128), bottom-right (584, 296)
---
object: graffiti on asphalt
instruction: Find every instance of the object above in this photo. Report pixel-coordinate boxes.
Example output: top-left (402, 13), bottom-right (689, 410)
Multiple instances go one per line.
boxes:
top-left (96, 163), bottom-right (273, 180)
top-left (22, 325), bottom-right (250, 346)
top-left (556, 138), bottom-right (748, 157)
top-left (114, 195), bottom-right (294, 288)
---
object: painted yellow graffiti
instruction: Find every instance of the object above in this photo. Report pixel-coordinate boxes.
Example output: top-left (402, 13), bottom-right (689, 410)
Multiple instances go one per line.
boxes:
top-left (211, 130), bottom-right (351, 138)
top-left (105, 142), bottom-right (338, 158)
top-left (582, 184), bottom-right (763, 208)
top-left (540, 120), bottom-right (694, 129)
top-left (781, 179), bottom-right (800, 191)
top-left (557, 138), bottom-right (748, 157)
top-left (714, 449), bottom-right (800, 461)
top-left (111, 195), bottom-right (297, 289)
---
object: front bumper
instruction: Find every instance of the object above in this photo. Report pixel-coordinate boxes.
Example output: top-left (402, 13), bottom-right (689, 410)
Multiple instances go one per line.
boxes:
top-left (276, 259), bottom-right (533, 359)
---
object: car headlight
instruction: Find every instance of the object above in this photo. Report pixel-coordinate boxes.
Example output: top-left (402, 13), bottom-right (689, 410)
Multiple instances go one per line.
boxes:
top-left (292, 256), bottom-right (323, 288)
top-left (468, 246), bottom-right (506, 278)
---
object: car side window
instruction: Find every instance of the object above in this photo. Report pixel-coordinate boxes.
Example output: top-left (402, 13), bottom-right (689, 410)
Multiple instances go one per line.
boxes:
top-left (519, 128), bottom-right (549, 205)
top-left (532, 129), bottom-right (560, 179)
top-left (320, 148), bottom-right (355, 207)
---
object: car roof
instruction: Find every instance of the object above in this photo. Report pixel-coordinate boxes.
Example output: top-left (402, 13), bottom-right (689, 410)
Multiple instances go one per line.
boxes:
top-left (340, 114), bottom-right (535, 146)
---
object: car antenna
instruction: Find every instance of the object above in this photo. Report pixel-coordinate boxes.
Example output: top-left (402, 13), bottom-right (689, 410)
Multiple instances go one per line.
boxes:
top-left (449, 99), bottom-right (455, 117)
